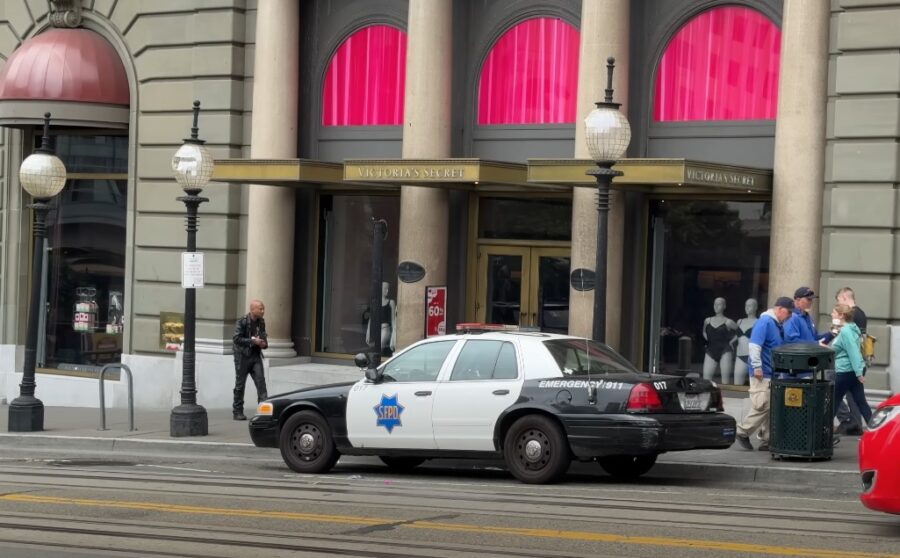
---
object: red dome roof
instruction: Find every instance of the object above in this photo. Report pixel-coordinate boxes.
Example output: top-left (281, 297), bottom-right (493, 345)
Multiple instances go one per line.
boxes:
top-left (0, 28), bottom-right (129, 106)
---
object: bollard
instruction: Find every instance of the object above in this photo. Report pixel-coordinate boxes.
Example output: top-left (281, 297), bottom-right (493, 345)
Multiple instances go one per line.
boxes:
top-left (676, 336), bottom-right (693, 376)
top-left (99, 363), bottom-right (135, 431)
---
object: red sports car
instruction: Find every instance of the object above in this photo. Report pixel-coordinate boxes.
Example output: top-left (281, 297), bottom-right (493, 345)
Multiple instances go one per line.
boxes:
top-left (860, 393), bottom-right (900, 514)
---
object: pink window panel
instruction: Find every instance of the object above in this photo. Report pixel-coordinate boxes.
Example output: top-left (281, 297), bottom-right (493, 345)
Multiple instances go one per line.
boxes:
top-left (654, 7), bottom-right (781, 122)
top-left (478, 17), bottom-right (580, 125)
top-left (323, 25), bottom-right (407, 126)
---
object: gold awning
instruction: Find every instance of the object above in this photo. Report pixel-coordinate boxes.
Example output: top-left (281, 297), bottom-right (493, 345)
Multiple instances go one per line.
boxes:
top-left (210, 157), bottom-right (772, 196)
top-left (527, 158), bottom-right (772, 195)
top-left (211, 159), bottom-right (346, 188)
top-left (342, 158), bottom-right (567, 192)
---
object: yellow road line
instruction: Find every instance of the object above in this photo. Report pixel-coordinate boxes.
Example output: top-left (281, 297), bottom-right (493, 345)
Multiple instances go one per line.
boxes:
top-left (1, 493), bottom-right (894, 558)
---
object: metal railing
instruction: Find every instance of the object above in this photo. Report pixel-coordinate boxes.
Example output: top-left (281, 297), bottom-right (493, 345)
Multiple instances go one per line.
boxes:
top-left (99, 363), bottom-right (135, 431)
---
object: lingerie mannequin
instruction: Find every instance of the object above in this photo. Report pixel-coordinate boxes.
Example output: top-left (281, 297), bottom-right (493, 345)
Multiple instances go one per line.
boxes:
top-left (702, 297), bottom-right (737, 383)
top-left (366, 281), bottom-right (397, 356)
top-left (733, 298), bottom-right (758, 386)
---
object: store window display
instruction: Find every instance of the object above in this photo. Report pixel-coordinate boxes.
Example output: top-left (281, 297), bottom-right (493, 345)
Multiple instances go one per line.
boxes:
top-left (366, 281), bottom-right (397, 357)
top-left (316, 194), bottom-right (400, 355)
top-left (478, 17), bottom-right (580, 125)
top-left (38, 134), bottom-right (127, 371)
top-left (654, 6), bottom-right (781, 122)
top-left (648, 200), bottom-right (770, 382)
top-left (702, 297), bottom-right (737, 383)
top-left (733, 298), bottom-right (759, 385)
top-left (322, 24), bottom-right (407, 126)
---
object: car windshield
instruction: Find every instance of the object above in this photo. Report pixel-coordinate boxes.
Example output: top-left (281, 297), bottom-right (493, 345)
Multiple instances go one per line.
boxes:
top-left (543, 339), bottom-right (640, 375)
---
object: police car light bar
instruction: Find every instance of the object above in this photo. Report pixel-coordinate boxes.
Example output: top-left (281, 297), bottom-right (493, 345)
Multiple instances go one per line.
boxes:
top-left (455, 323), bottom-right (519, 334)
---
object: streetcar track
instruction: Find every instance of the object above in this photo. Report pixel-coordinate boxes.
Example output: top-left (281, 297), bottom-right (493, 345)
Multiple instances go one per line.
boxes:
top-left (0, 514), bottom-right (594, 558)
top-left (0, 465), bottom-right (887, 532)
top-left (4, 475), bottom-right (867, 528)
top-left (0, 481), bottom-right (896, 546)
top-left (0, 462), bottom-right (854, 511)
top-left (0, 507), bottom-right (891, 558)
top-left (0, 538), bottom-right (225, 558)
top-left (0, 464), bottom-right (897, 558)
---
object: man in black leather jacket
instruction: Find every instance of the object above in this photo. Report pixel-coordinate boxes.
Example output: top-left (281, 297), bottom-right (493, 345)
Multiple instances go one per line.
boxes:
top-left (232, 299), bottom-right (268, 420)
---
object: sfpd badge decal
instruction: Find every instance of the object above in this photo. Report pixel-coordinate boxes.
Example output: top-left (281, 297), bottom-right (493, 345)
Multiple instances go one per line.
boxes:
top-left (374, 393), bottom-right (405, 433)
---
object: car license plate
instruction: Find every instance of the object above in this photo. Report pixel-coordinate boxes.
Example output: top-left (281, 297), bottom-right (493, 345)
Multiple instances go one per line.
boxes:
top-left (678, 392), bottom-right (709, 411)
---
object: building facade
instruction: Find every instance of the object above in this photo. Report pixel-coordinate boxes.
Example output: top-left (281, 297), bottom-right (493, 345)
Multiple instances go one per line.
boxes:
top-left (0, 0), bottom-right (896, 411)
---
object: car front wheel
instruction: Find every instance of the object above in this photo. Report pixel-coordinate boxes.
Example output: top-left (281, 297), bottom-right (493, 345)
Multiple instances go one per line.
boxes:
top-left (598, 454), bottom-right (657, 479)
top-left (503, 415), bottom-right (570, 484)
top-left (279, 410), bottom-right (340, 474)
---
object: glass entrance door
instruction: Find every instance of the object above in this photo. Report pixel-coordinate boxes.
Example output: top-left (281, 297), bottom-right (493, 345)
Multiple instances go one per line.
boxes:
top-left (475, 246), bottom-right (570, 332)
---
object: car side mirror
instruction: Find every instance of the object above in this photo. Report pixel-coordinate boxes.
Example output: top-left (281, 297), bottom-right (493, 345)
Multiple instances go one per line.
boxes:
top-left (353, 353), bottom-right (369, 369)
top-left (365, 367), bottom-right (380, 382)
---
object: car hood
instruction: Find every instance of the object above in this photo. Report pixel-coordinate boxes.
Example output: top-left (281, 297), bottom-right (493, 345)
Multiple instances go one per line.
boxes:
top-left (878, 393), bottom-right (900, 409)
top-left (269, 380), bottom-right (357, 401)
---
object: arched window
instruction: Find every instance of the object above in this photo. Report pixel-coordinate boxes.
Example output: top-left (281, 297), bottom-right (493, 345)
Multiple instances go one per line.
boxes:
top-left (478, 17), bottom-right (580, 125)
top-left (654, 7), bottom-right (781, 122)
top-left (322, 24), bottom-right (407, 126)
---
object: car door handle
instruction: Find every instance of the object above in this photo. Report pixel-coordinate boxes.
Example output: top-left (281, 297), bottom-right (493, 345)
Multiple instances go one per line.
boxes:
top-left (493, 389), bottom-right (510, 395)
top-left (414, 391), bottom-right (432, 397)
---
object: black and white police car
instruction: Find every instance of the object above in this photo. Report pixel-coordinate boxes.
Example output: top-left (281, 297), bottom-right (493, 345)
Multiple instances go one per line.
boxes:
top-left (249, 325), bottom-right (736, 484)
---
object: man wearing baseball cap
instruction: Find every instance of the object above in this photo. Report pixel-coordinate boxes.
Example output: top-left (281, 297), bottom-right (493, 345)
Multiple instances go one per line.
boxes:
top-left (736, 296), bottom-right (794, 451)
top-left (784, 286), bottom-right (819, 344)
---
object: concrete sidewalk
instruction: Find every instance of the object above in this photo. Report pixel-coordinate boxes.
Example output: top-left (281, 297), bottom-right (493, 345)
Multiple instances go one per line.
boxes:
top-left (0, 397), bottom-right (863, 489)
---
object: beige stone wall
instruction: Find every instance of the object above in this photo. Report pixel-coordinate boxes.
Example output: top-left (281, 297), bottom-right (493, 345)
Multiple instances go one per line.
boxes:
top-left (824, 0), bottom-right (900, 387)
top-left (0, 126), bottom-right (28, 347)
top-left (0, 8), bottom-right (27, 346)
top-left (0, 0), bottom-right (255, 355)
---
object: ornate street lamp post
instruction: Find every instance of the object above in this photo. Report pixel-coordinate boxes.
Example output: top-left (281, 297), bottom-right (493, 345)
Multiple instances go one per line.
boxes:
top-left (8, 113), bottom-right (67, 432)
top-left (583, 57), bottom-right (632, 343)
top-left (170, 100), bottom-right (214, 437)
top-left (367, 219), bottom-right (388, 370)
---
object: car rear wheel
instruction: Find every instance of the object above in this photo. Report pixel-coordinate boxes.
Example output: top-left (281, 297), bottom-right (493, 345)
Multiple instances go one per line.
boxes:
top-left (503, 415), bottom-right (571, 484)
top-left (279, 410), bottom-right (340, 474)
top-left (598, 454), bottom-right (657, 479)
top-left (378, 456), bottom-right (426, 471)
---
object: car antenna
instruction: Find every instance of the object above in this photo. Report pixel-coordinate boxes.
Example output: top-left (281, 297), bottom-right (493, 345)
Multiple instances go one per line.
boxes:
top-left (586, 336), bottom-right (597, 405)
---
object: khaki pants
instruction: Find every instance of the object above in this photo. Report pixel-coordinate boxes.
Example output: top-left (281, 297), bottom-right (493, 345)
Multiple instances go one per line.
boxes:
top-left (737, 376), bottom-right (770, 442)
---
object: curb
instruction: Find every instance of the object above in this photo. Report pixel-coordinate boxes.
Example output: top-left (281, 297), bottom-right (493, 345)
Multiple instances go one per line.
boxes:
top-left (0, 433), bottom-right (859, 489)
top-left (650, 460), bottom-right (858, 489)
top-left (0, 433), bottom-right (279, 458)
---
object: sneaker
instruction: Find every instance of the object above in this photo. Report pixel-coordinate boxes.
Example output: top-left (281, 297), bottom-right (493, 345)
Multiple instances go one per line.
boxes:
top-left (736, 434), bottom-right (753, 450)
top-left (832, 435), bottom-right (841, 447)
top-left (233, 412), bottom-right (247, 421)
top-left (758, 442), bottom-right (770, 452)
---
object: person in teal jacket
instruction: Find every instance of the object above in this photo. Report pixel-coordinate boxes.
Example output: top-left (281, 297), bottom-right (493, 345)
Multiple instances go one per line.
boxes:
top-left (825, 303), bottom-right (872, 424)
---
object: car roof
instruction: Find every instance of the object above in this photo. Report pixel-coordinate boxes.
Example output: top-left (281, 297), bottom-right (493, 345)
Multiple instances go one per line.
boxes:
top-left (450, 331), bottom-right (583, 343)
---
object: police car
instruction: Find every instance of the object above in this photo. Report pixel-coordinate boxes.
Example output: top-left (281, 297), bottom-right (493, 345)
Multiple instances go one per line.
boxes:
top-left (249, 325), bottom-right (736, 484)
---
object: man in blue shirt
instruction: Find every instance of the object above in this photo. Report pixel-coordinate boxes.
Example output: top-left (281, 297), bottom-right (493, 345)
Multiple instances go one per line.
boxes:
top-left (784, 286), bottom-right (819, 344)
top-left (736, 296), bottom-right (794, 451)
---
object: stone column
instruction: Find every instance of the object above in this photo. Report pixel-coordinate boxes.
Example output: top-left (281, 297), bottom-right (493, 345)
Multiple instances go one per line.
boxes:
top-left (244, 0), bottom-right (299, 357)
top-left (769, 0), bottom-right (829, 300)
top-left (395, 0), bottom-right (453, 349)
top-left (569, 0), bottom-right (630, 348)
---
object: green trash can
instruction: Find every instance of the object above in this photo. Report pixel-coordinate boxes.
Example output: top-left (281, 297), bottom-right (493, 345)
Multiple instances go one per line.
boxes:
top-left (768, 343), bottom-right (835, 460)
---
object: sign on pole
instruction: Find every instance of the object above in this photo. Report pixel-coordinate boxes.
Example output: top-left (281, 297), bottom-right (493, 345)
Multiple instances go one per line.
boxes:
top-left (425, 286), bottom-right (447, 337)
top-left (181, 252), bottom-right (204, 288)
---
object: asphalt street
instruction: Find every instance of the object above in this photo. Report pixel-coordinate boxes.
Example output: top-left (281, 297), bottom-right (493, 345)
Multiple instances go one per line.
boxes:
top-left (0, 446), bottom-right (896, 558)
